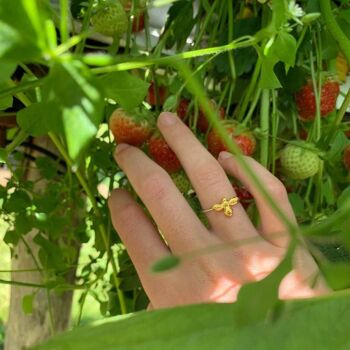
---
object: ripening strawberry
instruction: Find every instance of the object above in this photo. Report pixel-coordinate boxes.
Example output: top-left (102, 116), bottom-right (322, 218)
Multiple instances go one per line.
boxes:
top-left (295, 80), bottom-right (340, 121)
top-left (176, 99), bottom-right (225, 133)
top-left (207, 121), bottom-right (256, 158)
top-left (132, 11), bottom-right (145, 32)
top-left (148, 132), bottom-right (181, 173)
top-left (344, 145), bottom-right (350, 171)
top-left (280, 143), bottom-right (320, 180)
top-left (197, 102), bottom-right (225, 133)
top-left (233, 185), bottom-right (253, 209)
top-left (109, 108), bottom-right (154, 146)
top-left (147, 82), bottom-right (168, 106)
top-left (177, 99), bottom-right (191, 121)
top-left (91, 0), bottom-right (128, 37)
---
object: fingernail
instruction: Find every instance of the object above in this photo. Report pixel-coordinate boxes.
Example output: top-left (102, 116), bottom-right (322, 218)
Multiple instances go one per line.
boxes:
top-left (158, 112), bottom-right (177, 126)
top-left (218, 151), bottom-right (232, 160)
top-left (115, 143), bottom-right (130, 155)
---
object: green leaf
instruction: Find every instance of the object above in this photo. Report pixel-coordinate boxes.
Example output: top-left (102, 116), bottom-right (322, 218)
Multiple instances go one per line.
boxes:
top-left (327, 131), bottom-right (348, 161)
top-left (273, 31), bottom-right (297, 68)
top-left (42, 60), bottom-right (104, 162)
top-left (3, 190), bottom-right (31, 213)
top-left (321, 176), bottom-right (335, 206)
top-left (339, 9), bottom-right (350, 25)
top-left (271, 0), bottom-right (288, 30)
top-left (3, 230), bottom-right (21, 245)
top-left (17, 102), bottom-right (56, 136)
top-left (0, 95), bottom-right (12, 110)
top-left (152, 255), bottom-right (181, 272)
top-left (260, 57), bottom-right (282, 89)
top-left (0, 148), bottom-right (7, 163)
top-left (0, 62), bottom-right (16, 84)
top-left (0, 0), bottom-right (46, 60)
top-left (99, 72), bottom-right (149, 110)
top-left (33, 291), bottom-right (350, 350)
top-left (233, 242), bottom-right (294, 327)
top-left (35, 157), bottom-right (58, 179)
top-left (337, 186), bottom-right (350, 209)
top-left (321, 263), bottom-right (350, 290)
top-left (22, 294), bottom-right (34, 315)
top-left (288, 193), bottom-right (305, 217)
top-left (34, 234), bottom-right (66, 270)
top-left (164, 1), bottom-right (195, 50)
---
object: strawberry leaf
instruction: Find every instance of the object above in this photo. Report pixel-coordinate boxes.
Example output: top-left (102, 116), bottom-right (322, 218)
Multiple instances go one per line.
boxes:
top-left (273, 31), bottom-right (297, 68)
top-left (0, 0), bottom-right (47, 61)
top-left (99, 71), bottom-right (149, 110)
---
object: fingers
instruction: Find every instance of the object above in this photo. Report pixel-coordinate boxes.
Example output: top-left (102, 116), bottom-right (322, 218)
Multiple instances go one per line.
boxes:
top-left (157, 112), bottom-right (258, 242)
top-left (218, 152), bottom-right (297, 247)
top-left (114, 144), bottom-right (210, 253)
top-left (108, 189), bottom-right (169, 276)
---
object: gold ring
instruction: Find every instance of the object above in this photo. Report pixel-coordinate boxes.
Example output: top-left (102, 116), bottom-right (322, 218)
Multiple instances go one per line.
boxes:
top-left (201, 197), bottom-right (239, 217)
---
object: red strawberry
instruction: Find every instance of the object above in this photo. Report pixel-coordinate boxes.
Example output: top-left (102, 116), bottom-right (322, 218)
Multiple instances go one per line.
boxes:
top-left (148, 132), bottom-right (181, 173)
top-left (295, 79), bottom-right (340, 121)
top-left (177, 99), bottom-right (190, 121)
top-left (233, 185), bottom-right (253, 209)
top-left (345, 130), bottom-right (350, 138)
top-left (147, 82), bottom-right (168, 106)
top-left (132, 11), bottom-right (145, 32)
top-left (109, 108), bottom-right (154, 146)
top-left (344, 145), bottom-right (350, 171)
top-left (207, 121), bottom-right (256, 158)
top-left (197, 102), bottom-right (225, 133)
top-left (176, 99), bottom-right (225, 132)
top-left (299, 129), bottom-right (308, 140)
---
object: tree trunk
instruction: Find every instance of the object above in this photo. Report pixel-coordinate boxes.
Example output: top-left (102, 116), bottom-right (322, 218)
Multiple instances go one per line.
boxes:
top-left (4, 136), bottom-right (80, 350)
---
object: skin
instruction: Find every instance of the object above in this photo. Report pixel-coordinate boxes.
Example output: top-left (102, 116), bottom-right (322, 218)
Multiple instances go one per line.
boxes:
top-left (108, 112), bottom-right (329, 310)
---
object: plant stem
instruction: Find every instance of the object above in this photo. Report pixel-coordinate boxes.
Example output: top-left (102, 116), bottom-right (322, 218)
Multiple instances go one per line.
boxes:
top-left (320, 0), bottom-right (350, 65)
top-left (0, 79), bottom-right (44, 101)
top-left (326, 87), bottom-right (350, 143)
top-left (60, 0), bottom-right (69, 44)
top-left (260, 89), bottom-right (270, 168)
top-left (90, 37), bottom-right (257, 74)
top-left (48, 132), bottom-right (127, 314)
top-left (5, 129), bottom-right (29, 154)
top-left (75, 0), bottom-right (94, 55)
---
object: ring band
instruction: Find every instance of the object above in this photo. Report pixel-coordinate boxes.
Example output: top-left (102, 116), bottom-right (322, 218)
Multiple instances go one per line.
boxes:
top-left (202, 197), bottom-right (239, 217)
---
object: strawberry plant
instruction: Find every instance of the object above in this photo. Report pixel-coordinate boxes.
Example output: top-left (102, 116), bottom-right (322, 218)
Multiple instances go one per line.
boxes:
top-left (0, 0), bottom-right (350, 349)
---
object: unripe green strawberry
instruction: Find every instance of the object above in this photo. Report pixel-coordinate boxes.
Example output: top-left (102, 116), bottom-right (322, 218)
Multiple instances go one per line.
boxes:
top-left (280, 143), bottom-right (320, 180)
top-left (91, 0), bottom-right (128, 37)
top-left (171, 171), bottom-right (191, 193)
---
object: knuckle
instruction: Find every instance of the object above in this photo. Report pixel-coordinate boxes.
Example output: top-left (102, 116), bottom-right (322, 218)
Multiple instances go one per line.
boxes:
top-left (141, 171), bottom-right (169, 202)
top-left (114, 201), bottom-right (139, 229)
top-left (194, 161), bottom-right (224, 188)
top-left (265, 178), bottom-right (288, 198)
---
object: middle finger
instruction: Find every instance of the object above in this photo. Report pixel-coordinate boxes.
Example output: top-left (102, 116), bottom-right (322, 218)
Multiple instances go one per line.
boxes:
top-left (157, 112), bottom-right (258, 242)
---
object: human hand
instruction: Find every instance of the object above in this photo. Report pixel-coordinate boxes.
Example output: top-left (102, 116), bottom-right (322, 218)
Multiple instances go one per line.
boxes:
top-left (108, 112), bottom-right (329, 309)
